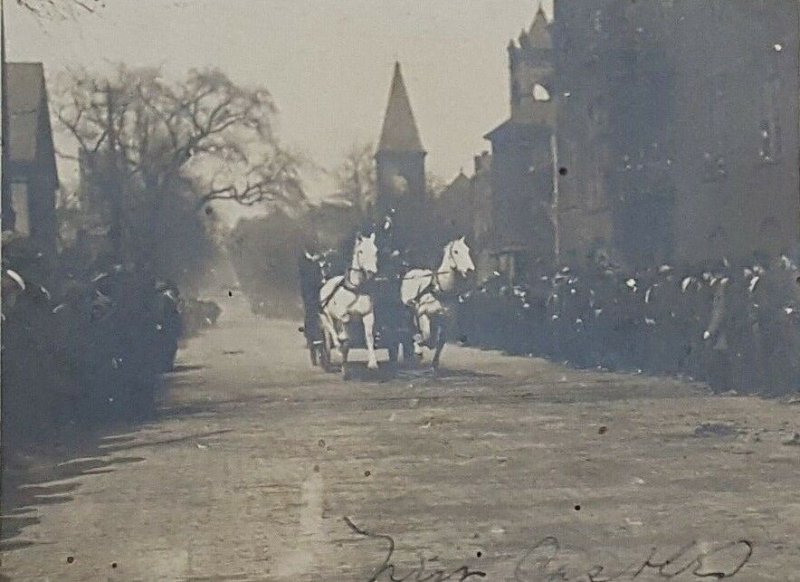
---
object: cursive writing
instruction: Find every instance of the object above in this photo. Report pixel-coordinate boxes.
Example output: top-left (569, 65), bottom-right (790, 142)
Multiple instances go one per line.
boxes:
top-left (344, 517), bottom-right (487, 582)
top-left (514, 536), bottom-right (753, 582)
top-left (344, 517), bottom-right (753, 582)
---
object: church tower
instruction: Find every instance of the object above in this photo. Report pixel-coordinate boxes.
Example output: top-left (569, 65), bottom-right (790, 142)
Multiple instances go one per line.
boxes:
top-left (375, 62), bottom-right (427, 217)
top-left (484, 5), bottom-right (558, 279)
top-left (509, 5), bottom-right (556, 126)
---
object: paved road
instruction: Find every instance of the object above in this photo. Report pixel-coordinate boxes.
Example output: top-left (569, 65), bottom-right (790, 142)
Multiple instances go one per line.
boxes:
top-left (2, 293), bottom-right (800, 581)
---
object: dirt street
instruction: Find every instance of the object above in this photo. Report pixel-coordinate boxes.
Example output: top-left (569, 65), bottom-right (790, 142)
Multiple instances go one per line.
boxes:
top-left (2, 294), bottom-right (800, 581)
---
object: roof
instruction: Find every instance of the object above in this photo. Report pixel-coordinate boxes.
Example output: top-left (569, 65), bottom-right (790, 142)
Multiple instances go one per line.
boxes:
top-left (484, 119), bottom-right (551, 143)
top-left (377, 62), bottom-right (425, 154)
top-left (7, 62), bottom-right (48, 165)
top-left (439, 171), bottom-right (471, 200)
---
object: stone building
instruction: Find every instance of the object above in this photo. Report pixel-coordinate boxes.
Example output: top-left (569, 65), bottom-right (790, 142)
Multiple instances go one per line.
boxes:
top-left (659, 0), bottom-right (799, 267)
top-left (485, 0), bottom-right (800, 277)
top-left (484, 6), bottom-right (558, 282)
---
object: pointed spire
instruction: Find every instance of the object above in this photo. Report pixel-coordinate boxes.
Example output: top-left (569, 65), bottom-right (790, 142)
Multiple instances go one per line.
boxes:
top-left (377, 62), bottom-right (425, 153)
top-left (528, 5), bottom-right (552, 49)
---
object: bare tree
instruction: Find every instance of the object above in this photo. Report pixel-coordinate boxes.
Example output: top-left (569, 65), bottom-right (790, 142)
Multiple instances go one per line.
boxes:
top-left (15, 0), bottom-right (103, 19)
top-left (54, 65), bottom-right (306, 212)
top-left (332, 142), bottom-right (375, 216)
top-left (53, 65), bottom-right (307, 274)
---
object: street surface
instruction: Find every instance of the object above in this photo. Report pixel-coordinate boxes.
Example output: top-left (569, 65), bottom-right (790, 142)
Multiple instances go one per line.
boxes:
top-left (2, 293), bottom-right (800, 581)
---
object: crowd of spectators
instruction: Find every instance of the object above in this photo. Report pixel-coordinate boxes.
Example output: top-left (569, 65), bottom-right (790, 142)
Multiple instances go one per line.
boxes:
top-left (1, 234), bottom-right (189, 444)
top-left (458, 253), bottom-right (800, 396)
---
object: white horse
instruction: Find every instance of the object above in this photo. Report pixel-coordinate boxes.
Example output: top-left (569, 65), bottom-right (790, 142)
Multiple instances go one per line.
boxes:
top-left (318, 233), bottom-right (380, 377)
top-left (400, 237), bottom-right (475, 369)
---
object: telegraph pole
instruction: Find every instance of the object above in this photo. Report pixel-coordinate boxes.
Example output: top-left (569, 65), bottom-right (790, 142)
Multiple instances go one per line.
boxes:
top-left (550, 132), bottom-right (560, 266)
top-left (105, 82), bottom-right (123, 260)
top-left (0, 0), bottom-right (7, 491)
top-left (1, 0), bottom-right (15, 233)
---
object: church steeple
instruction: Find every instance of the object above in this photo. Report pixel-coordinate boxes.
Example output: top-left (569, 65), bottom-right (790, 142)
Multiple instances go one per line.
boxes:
top-left (374, 62), bottom-right (427, 246)
top-left (377, 62), bottom-right (425, 154)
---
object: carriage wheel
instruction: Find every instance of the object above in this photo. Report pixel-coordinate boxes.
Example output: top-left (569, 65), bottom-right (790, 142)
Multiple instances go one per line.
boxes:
top-left (340, 340), bottom-right (351, 380)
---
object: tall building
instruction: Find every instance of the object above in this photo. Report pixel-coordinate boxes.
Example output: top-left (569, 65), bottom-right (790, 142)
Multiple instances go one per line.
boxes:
top-left (659, 0), bottom-right (799, 267)
top-left (374, 62), bottom-right (429, 257)
top-left (485, 0), bottom-right (800, 276)
top-left (484, 5), bottom-right (558, 280)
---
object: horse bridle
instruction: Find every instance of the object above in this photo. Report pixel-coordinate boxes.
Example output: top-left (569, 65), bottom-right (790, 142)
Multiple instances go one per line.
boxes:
top-left (318, 250), bottom-right (375, 309)
top-left (343, 265), bottom-right (370, 292)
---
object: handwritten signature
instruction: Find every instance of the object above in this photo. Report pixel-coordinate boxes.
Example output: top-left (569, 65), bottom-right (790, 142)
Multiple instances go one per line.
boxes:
top-left (514, 535), bottom-right (753, 582)
top-left (344, 517), bottom-right (753, 582)
top-left (344, 517), bottom-right (487, 581)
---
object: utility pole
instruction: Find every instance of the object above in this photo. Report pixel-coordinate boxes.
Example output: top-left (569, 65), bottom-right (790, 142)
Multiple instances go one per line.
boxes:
top-left (0, 0), bottom-right (7, 490)
top-left (105, 82), bottom-right (123, 260)
top-left (1, 0), bottom-right (15, 233)
top-left (550, 132), bottom-right (560, 267)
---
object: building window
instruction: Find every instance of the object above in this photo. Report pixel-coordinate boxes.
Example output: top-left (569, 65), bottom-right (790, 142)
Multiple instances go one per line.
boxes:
top-left (11, 181), bottom-right (30, 237)
top-left (760, 79), bottom-right (781, 162)
top-left (592, 10), bottom-right (602, 34)
top-left (760, 121), bottom-right (781, 163)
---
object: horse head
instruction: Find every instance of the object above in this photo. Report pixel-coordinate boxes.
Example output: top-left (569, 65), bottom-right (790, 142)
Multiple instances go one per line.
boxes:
top-left (447, 237), bottom-right (475, 277)
top-left (354, 233), bottom-right (379, 277)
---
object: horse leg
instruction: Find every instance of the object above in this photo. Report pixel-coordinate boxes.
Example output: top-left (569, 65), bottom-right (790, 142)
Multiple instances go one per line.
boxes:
top-left (320, 311), bottom-right (340, 349)
top-left (415, 313), bottom-right (431, 355)
top-left (363, 310), bottom-right (379, 370)
top-left (431, 317), bottom-right (447, 371)
top-left (340, 337), bottom-right (351, 379)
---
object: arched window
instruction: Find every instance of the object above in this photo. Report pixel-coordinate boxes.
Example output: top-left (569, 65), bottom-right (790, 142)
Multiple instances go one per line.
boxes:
top-left (532, 83), bottom-right (551, 102)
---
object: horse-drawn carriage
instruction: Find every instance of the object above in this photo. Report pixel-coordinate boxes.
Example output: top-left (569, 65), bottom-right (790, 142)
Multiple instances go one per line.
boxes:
top-left (298, 246), bottom-right (415, 379)
top-left (299, 234), bottom-right (475, 380)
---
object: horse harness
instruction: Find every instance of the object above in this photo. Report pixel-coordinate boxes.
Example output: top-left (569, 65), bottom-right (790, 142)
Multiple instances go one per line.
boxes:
top-left (406, 244), bottom-right (457, 307)
top-left (407, 270), bottom-right (444, 306)
top-left (319, 267), bottom-right (370, 311)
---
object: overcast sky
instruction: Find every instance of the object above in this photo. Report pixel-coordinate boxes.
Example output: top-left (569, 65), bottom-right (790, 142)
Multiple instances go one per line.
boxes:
top-left (8, 0), bottom-right (553, 204)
